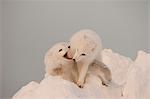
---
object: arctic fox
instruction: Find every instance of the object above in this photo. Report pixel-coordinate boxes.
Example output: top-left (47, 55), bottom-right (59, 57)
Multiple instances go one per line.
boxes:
top-left (68, 29), bottom-right (104, 87)
top-left (44, 42), bottom-right (78, 82)
top-left (44, 42), bottom-right (112, 86)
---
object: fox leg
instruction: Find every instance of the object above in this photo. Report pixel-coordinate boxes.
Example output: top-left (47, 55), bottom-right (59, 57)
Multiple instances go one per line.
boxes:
top-left (76, 63), bottom-right (89, 88)
top-left (91, 60), bottom-right (112, 86)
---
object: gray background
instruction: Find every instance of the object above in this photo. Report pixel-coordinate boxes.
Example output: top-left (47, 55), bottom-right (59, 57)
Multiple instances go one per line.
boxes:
top-left (148, 1), bottom-right (150, 52)
top-left (0, 0), bottom-right (150, 98)
top-left (0, 0), bottom-right (2, 98)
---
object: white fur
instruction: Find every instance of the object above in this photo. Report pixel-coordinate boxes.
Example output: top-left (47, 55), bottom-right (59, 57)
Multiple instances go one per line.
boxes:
top-left (44, 42), bottom-right (78, 82)
top-left (44, 41), bottom-right (111, 86)
top-left (69, 29), bottom-right (103, 87)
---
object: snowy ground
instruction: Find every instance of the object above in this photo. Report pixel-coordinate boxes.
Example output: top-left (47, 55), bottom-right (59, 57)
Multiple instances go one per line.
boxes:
top-left (12, 49), bottom-right (150, 99)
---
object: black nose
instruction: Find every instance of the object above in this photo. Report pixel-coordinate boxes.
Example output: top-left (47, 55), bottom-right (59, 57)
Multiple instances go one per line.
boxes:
top-left (73, 59), bottom-right (75, 61)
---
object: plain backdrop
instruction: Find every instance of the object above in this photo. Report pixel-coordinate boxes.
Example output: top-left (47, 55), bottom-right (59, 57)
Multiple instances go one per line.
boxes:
top-left (148, 1), bottom-right (150, 52)
top-left (0, 0), bottom-right (150, 98)
top-left (0, 0), bottom-right (2, 98)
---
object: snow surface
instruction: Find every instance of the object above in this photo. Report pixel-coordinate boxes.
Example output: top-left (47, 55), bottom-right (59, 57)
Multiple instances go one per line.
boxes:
top-left (12, 49), bottom-right (150, 99)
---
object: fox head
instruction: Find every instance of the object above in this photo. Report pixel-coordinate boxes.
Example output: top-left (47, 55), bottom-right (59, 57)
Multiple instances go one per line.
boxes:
top-left (44, 42), bottom-right (73, 75)
top-left (70, 34), bottom-right (97, 62)
top-left (44, 42), bottom-right (72, 64)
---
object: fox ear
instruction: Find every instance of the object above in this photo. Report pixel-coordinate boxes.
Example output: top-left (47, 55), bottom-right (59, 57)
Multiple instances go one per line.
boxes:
top-left (91, 42), bottom-right (97, 51)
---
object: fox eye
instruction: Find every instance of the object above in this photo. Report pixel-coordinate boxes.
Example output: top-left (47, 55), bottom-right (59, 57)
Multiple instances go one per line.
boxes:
top-left (68, 46), bottom-right (70, 48)
top-left (59, 49), bottom-right (62, 52)
top-left (81, 53), bottom-right (86, 56)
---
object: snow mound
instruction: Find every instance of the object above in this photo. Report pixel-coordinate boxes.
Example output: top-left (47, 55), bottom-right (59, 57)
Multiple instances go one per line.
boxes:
top-left (102, 49), bottom-right (133, 85)
top-left (13, 75), bottom-right (122, 99)
top-left (123, 51), bottom-right (150, 99)
top-left (12, 49), bottom-right (150, 99)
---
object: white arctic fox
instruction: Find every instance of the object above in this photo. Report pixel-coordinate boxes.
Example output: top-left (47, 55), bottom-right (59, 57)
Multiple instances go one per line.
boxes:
top-left (44, 42), bottom-right (112, 86)
top-left (68, 29), bottom-right (105, 87)
top-left (44, 42), bottom-right (78, 82)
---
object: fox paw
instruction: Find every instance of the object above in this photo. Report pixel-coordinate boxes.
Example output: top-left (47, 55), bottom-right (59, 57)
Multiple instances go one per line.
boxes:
top-left (102, 80), bottom-right (111, 86)
top-left (76, 81), bottom-right (84, 88)
top-left (102, 82), bottom-right (108, 86)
